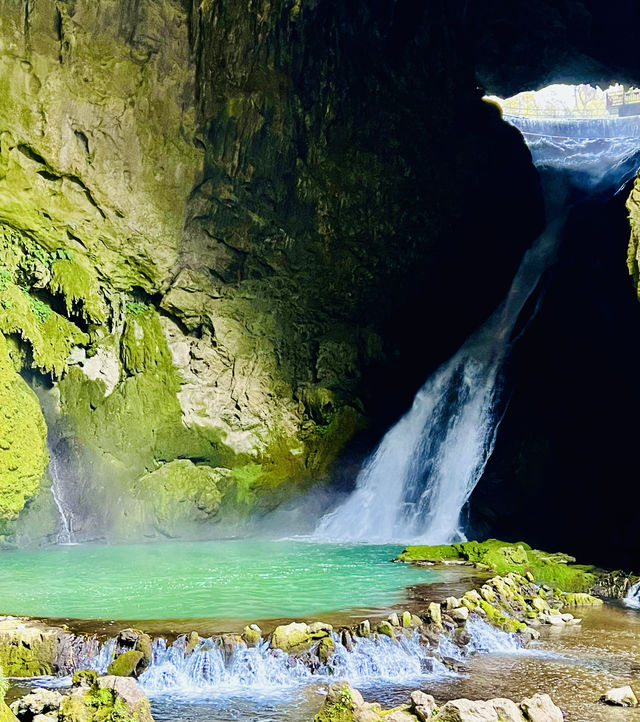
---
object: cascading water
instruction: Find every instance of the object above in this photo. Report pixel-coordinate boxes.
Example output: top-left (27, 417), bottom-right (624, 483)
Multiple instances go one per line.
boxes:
top-left (48, 443), bottom-right (75, 545)
top-left (623, 581), bottom-right (640, 609)
top-left (314, 113), bottom-right (640, 544)
top-left (135, 632), bottom-right (451, 700)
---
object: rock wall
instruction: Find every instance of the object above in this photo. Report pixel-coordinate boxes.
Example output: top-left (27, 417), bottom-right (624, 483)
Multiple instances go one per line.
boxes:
top-left (0, 0), bottom-right (546, 541)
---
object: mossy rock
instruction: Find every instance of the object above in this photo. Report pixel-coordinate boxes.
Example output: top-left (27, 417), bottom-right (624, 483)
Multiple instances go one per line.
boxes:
top-left (107, 650), bottom-right (144, 678)
top-left (397, 539), bottom-right (599, 593)
top-left (0, 332), bottom-right (48, 519)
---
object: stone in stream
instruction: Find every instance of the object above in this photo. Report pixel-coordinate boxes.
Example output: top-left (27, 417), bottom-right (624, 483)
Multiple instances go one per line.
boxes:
top-left (427, 602), bottom-right (442, 627)
top-left (600, 685), bottom-right (639, 707)
top-left (519, 693), bottom-right (564, 722)
top-left (107, 649), bottom-right (145, 678)
top-left (410, 691), bottom-right (436, 721)
top-left (242, 624), bottom-right (262, 647)
top-left (315, 684), bottom-right (565, 722)
top-left (270, 621), bottom-right (332, 654)
top-left (376, 620), bottom-right (395, 638)
top-left (11, 674), bottom-right (154, 722)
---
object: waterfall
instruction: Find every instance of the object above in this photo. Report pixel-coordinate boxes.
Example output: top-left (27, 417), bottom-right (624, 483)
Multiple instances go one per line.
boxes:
top-left (623, 581), bottom-right (640, 609)
top-left (48, 443), bottom-right (76, 545)
top-left (313, 114), bottom-right (640, 544)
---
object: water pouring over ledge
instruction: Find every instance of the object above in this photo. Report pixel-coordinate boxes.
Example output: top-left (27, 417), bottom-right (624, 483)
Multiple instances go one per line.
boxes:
top-left (313, 112), bottom-right (640, 545)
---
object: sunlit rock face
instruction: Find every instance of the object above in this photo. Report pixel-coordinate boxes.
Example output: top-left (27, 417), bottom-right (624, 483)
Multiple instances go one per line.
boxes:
top-left (0, 0), bottom-right (560, 540)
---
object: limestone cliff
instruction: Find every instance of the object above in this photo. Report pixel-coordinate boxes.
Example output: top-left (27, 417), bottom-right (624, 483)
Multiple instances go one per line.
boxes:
top-left (0, 0), bottom-right (543, 541)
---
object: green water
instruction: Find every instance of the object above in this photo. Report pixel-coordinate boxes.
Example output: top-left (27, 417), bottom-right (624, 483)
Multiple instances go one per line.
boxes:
top-left (0, 539), bottom-right (439, 621)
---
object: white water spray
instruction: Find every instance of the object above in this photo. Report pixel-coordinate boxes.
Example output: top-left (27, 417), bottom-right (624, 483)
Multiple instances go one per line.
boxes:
top-left (137, 632), bottom-right (451, 700)
top-left (623, 581), bottom-right (640, 609)
top-left (314, 114), bottom-right (640, 544)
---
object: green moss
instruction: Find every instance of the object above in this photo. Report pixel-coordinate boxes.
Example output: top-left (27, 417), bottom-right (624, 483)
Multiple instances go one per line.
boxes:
top-left (397, 539), bottom-right (599, 593)
top-left (0, 628), bottom-right (57, 677)
top-left (107, 650), bottom-right (144, 678)
top-left (0, 332), bottom-right (48, 519)
top-left (0, 282), bottom-right (87, 375)
top-left (133, 459), bottom-right (229, 534)
top-left (49, 257), bottom-right (106, 323)
top-left (314, 685), bottom-right (357, 722)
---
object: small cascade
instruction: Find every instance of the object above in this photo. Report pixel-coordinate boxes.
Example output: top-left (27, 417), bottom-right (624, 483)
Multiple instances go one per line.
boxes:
top-left (137, 631), bottom-right (453, 700)
top-left (48, 447), bottom-right (75, 545)
top-left (464, 617), bottom-right (523, 654)
top-left (313, 115), bottom-right (640, 545)
top-left (623, 581), bottom-right (640, 609)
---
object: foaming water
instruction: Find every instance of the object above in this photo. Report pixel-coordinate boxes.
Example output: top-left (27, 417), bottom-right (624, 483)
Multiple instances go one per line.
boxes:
top-left (623, 581), bottom-right (640, 609)
top-left (138, 631), bottom-right (452, 701)
top-left (313, 115), bottom-right (640, 545)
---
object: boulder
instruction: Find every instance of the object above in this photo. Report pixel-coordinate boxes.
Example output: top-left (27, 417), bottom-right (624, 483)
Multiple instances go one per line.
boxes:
top-left (107, 649), bottom-right (145, 678)
top-left (434, 698), bottom-right (499, 721)
top-left (314, 682), bottom-right (364, 722)
top-left (13, 672), bottom-right (155, 722)
top-left (270, 622), bottom-right (331, 654)
top-left (489, 698), bottom-right (522, 722)
top-left (410, 691), bottom-right (437, 721)
top-left (11, 689), bottom-right (63, 719)
top-left (376, 621), bottom-right (395, 638)
top-left (600, 686), bottom-right (638, 707)
top-left (242, 624), bottom-right (262, 647)
top-left (318, 637), bottom-right (335, 664)
top-left (519, 693), bottom-right (564, 721)
top-left (450, 607), bottom-right (469, 623)
top-left (97, 676), bottom-right (154, 721)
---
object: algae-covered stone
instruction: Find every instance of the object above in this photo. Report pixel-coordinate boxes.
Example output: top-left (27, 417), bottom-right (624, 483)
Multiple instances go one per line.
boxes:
top-left (270, 622), bottom-right (331, 654)
top-left (107, 650), bottom-right (145, 678)
top-left (0, 617), bottom-right (72, 677)
top-left (427, 602), bottom-right (442, 628)
top-left (0, 332), bottom-right (48, 519)
top-left (376, 621), bottom-right (395, 638)
top-left (242, 625), bottom-right (262, 647)
top-left (398, 540), bottom-right (598, 593)
top-left (561, 592), bottom-right (602, 607)
top-left (314, 682), bottom-right (364, 722)
top-left (318, 636), bottom-right (335, 664)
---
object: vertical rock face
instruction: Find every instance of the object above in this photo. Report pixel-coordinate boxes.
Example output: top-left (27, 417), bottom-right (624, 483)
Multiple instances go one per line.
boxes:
top-left (0, 333), bottom-right (48, 520)
top-left (0, 0), bottom-right (544, 540)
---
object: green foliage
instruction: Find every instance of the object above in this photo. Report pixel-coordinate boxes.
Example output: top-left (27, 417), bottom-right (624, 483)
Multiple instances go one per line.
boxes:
top-left (0, 269), bottom-right (11, 292)
top-left (125, 302), bottom-right (150, 316)
top-left (29, 296), bottom-right (52, 322)
top-left (0, 669), bottom-right (8, 699)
